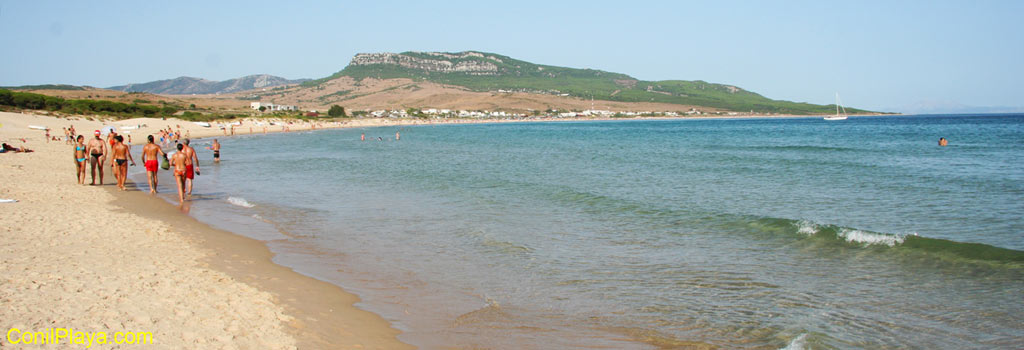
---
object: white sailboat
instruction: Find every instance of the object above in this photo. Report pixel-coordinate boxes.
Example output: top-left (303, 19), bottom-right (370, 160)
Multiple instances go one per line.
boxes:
top-left (824, 92), bottom-right (848, 121)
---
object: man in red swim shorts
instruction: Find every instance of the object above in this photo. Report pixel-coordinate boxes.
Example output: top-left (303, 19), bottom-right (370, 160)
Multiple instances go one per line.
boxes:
top-left (181, 138), bottom-right (200, 199)
top-left (141, 135), bottom-right (166, 194)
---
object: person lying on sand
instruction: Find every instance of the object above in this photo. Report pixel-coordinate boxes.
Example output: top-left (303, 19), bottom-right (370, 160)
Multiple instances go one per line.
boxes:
top-left (2, 143), bottom-right (33, 153)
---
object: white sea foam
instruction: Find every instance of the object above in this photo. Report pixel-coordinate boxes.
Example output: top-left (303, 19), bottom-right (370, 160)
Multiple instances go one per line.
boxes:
top-left (838, 228), bottom-right (905, 247)
top-left (779, 333), bottom-right (808, 350)
top-left (227, 196), bottom-right (255, 208)
top-left (795, 220), bottom-right (819, 235)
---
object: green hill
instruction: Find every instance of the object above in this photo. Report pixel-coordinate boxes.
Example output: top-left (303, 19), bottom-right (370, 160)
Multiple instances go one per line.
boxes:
top-left (306, 51), bottom-right (876, 115)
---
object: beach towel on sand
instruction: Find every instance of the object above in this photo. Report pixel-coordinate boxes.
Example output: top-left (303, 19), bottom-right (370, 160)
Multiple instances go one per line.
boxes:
top-left (0, 199), bottom-right (17, 203)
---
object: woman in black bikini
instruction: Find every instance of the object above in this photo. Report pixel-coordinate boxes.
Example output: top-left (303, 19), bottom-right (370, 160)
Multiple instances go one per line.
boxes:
top-left (111, 135), bottom-right (135, 191)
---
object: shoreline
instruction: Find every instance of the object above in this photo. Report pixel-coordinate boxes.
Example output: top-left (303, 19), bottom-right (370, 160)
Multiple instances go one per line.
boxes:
top-left (104, 181), bottom-right (412, 350)
top-left (0, 110), bottom-right (411, 349)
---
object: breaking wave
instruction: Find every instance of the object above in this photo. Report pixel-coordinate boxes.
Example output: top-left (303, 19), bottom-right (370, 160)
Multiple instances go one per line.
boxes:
top-left (226, 196), bottom-right (255, 208)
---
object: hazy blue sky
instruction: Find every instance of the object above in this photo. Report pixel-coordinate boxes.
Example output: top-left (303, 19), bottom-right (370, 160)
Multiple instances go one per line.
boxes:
top-left (1, 0), bottom-right (1021, 112)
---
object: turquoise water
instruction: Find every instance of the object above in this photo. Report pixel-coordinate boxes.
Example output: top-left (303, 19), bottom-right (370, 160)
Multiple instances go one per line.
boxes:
top-left (160, 115), bottom-right (1023, 349)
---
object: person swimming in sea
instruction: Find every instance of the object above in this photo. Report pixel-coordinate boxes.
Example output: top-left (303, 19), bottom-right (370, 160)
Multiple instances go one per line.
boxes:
top-left (938, 137), bottom-right (948, 146)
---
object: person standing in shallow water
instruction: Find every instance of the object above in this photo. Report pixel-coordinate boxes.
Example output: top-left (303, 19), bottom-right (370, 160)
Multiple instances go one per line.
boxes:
top-left (181, 139), bottom-right (200, 199)
top-left (211, 139), bottom-right (221, 163)
top-left (170, 143), bottom-right (187, 204)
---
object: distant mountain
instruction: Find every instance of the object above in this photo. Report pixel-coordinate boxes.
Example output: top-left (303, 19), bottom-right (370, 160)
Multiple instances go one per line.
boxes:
top-left (109, 74), bottom-right (309, 95)
top-left (305, 51), bottom-right (878, 115)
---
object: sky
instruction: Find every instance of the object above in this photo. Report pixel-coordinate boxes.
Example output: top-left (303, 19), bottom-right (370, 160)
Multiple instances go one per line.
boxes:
top-left (1, 0), bottom-right (1022, 113)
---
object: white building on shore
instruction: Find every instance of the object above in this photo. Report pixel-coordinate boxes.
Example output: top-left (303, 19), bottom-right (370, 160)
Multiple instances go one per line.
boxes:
top-left (250, 102), bottom-right (298, 112)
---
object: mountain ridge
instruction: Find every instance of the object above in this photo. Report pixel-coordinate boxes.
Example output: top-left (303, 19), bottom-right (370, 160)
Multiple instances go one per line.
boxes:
top-left (109, 74), bottom-right (308, 95)
top-left (303, 51), bottom-right (876, 115)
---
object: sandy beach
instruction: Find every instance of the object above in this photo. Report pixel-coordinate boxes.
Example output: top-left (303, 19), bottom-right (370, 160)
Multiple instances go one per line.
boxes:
top-left (0, 111), bottom-right (411, 349)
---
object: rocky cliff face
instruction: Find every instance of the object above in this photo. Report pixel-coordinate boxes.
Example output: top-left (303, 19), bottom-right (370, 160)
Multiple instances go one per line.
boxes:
top-left (109, 74), bottom-right (308, 95)
top-left (350, 52), bottom-right (501, 75)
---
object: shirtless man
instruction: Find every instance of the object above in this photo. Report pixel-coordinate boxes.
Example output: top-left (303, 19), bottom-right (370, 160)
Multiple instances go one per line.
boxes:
top-left (210, 139), bottom-right (221, 163)
top-left (170, 143), bottom-right (188, 203)
top-left (86, 130), bottom-right (107, 185)
top-left (938, 137), bottom-right (948, 147)
top-left (142, 135), bottom-right (166, 193)
top-left (110, 135), bottom-right (136, 191)
top-left (181, 139), bottom-right (200, 198)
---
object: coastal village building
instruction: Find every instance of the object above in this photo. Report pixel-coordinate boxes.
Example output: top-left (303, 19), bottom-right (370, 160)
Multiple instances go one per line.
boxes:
top-left (250, 102), bottom-right (298, 112)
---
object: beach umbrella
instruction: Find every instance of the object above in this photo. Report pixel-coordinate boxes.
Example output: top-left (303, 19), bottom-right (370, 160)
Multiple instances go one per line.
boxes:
top-left (100, 126), bottom-right (118, 135)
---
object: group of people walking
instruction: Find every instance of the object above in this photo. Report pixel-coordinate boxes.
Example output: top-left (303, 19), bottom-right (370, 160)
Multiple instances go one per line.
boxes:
top-left (73, 129), bottom-right (219, 204)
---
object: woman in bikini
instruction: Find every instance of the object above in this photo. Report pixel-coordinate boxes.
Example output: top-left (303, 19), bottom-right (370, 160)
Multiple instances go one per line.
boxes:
top-left (73, 135), bottom-right (87, 185)
top-left (110, 135), bottom-right (136, 191)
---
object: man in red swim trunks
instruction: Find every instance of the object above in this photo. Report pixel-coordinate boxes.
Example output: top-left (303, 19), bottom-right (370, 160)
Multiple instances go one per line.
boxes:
top-left (181, 138), bottom-right (200, 199)
top-left (141, 135), bottom-right (166, 194)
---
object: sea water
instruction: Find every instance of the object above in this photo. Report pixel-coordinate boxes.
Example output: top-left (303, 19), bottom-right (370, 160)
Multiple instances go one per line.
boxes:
top-left (144, 115), bottom-right (1024, 349)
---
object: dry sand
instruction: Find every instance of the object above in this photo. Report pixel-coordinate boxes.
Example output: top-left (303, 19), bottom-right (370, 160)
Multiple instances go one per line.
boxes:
top-left (0, 111), bottom-right (411, 349)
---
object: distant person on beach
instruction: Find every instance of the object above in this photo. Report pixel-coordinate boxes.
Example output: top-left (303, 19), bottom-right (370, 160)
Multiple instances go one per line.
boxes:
top-left (86, 130), bottom-right (107, 185)
top-left (938, 137), bottom-right (948, 146)
top-left (1, 143), bottom-right (33, 153)
top-left (361, 133), bottom-right (365, 141)
top-left (210, 139), bottom-right (221, 163)
top-left (111, 135), bottom-right (136, 191)
top-left (107, 131), bottom-right (118, 171)
top-left (182, 139), bottom-right (200, 199)
top-left (73, 135), bottom-right (87, 184)
top-left (396, 131), bottom-right (400, 141)
top-left (170, 143), bottom-right (187, 203)
top-left (142, 135), bottom-right (167, 193)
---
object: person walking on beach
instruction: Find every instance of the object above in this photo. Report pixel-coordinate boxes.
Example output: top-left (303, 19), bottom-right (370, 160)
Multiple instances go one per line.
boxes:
top-left (182, 139), bottom-right (200, 199)
top-left (210, 139), bottom-right (221, 163)
top-left (72, 135), bottom-right (87, 185)
top-left (110, 135), bottom-right (136, 191)
top-left (170, 143), bottom-right (187, 203)
top-left (86, 130), bottom-right (107, 185)
top-left (142, 135), bottom-right (166, 193)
